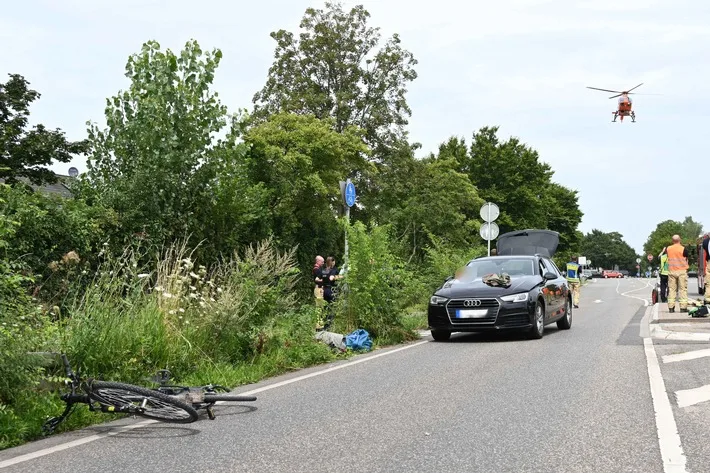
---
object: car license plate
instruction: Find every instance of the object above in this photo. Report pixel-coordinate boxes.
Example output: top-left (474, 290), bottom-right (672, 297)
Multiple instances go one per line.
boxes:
top-left (456, 309), bottom-right (488, 318)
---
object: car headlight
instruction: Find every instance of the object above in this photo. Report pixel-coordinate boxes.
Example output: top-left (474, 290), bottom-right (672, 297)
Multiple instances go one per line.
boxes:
top-left (430, 295), bottom-right (449, 305)
top-left (500, 292), bottom-right (528, 303)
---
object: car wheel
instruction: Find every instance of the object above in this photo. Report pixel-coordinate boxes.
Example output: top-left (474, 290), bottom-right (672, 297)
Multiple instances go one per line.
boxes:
top-left (557, 297), bottom-right (572, 330)
top-left (431, 329), bottom-right (451, 342)
top-left (528, 300), bottom-right (544, 339)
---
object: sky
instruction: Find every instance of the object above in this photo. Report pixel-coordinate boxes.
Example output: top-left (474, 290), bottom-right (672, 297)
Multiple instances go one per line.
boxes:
top-left (2, 0), bottom-right (709, 254)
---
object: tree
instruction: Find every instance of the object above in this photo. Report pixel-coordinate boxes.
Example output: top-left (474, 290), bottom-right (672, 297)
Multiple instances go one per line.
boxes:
top-left (452, 127), bottom-right (583, 253)
top-left (643, 216), bottom-right (705, 269)
top-left (580, 230), bottom-right (638, 272)
top-left (84, 40), bottom-right (237, 246)
top-left (251, 2), bottom-right (418, 155)
top-left (0, 74), bottom-right (87, 185)
top-left (242, 112), bottom-right (371, 270)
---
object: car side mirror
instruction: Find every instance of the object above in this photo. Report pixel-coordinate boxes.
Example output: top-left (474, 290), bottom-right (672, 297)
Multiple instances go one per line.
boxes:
top-left (543, 271), bottom-right (557, 280)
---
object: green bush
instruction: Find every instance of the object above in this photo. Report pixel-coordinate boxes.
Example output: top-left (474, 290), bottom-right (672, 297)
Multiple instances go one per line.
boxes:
top-left (334, 221), bottom-right (419, 344)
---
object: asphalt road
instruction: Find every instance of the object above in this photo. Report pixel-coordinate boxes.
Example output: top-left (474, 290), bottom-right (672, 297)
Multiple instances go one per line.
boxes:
top-left (2, 278), bottom-right (709, 473)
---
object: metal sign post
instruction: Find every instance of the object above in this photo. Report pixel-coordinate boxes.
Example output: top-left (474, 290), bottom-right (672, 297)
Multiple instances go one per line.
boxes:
top-left (339, 179), bottom-right (356, 269)
top-left (479, 202), bottom-right (500, 256)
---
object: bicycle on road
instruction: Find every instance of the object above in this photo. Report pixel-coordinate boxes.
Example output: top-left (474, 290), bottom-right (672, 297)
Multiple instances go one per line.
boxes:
top-left (149, 369), bottom-right (257, 420)
top-left (32, 352), bottom-right (256, 435)
top-left (32, 352), bottom-right (200, 435)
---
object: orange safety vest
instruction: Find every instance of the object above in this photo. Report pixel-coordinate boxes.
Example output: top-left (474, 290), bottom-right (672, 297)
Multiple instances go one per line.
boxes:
top-left (666, 243), bottom-right (689, 271)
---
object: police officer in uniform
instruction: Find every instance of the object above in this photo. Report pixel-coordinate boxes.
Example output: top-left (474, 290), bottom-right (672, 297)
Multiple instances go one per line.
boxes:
top-left (565, 256), bottom-right (581, 309)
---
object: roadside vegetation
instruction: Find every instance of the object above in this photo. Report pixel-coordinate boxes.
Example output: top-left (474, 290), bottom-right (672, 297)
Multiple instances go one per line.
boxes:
top-left (0, 2), bottom-right (591, 449)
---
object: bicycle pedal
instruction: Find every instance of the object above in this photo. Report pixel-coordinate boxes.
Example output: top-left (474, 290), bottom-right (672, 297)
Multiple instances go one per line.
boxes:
top-left (206, 406), bottom-right (216, 420)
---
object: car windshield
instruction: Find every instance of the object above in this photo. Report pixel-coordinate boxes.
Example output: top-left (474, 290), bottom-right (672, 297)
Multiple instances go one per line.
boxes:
top-left (459, 258), bottom-right (536, 280)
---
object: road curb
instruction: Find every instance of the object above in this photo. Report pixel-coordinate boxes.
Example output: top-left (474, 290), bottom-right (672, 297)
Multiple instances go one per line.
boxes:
top-left (649, 303), bottom-right (710, 342)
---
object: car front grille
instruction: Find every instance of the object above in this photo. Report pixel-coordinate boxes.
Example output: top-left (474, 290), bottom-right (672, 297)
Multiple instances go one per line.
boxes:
top-left (446, 298), bottom-right (499, 324)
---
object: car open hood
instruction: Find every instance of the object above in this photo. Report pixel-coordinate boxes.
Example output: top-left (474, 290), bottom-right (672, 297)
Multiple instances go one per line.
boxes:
top-left (496, 229), bottom-right (560, 258)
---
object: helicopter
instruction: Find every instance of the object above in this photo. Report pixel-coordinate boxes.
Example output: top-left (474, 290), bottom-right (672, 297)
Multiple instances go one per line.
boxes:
top-left (586, 83), bottom-right (651, 123)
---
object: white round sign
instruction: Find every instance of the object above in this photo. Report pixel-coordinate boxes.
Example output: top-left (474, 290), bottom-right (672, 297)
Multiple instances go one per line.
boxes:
top-left (480, 202), bottom-right (499, 223)
top-left (480, 222), bottom-right (500, 241)
top-left (636, 258), bottom-right (641, 263)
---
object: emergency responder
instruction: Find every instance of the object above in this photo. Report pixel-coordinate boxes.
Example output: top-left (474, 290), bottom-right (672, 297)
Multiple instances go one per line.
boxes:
top-left (659, 247), bottom-right (669, 303)
top-left (703, 234), bottom-right (710, 304)
top-left (666, 234), bottom-right (689, 312)
top-left (565, 255), bottom-right (581, 308)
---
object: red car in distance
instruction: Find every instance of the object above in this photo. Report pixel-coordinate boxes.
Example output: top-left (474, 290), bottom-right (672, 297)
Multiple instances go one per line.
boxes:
top-left (602, 270), bottom-right (623, 278)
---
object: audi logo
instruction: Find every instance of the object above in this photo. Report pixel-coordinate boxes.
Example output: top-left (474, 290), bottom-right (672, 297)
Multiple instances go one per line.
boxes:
top-left (463, 299), bottom-right (482, 307)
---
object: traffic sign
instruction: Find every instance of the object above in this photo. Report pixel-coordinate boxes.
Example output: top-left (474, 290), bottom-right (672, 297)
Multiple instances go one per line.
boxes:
top-left (647, 254), bottom-right (653, 262)
top-left (636, 258), bottom-right (641, 264)
top-left (480, 202), bottom-right (499, 222)
top-left (480, 222), bottom-right (499, 241)
top-left (344, 180), bottom-right (356, 207)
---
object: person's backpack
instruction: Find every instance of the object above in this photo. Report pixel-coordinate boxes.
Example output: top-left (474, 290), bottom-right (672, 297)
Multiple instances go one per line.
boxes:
top-left (345, 329), bottom-right (372, 351)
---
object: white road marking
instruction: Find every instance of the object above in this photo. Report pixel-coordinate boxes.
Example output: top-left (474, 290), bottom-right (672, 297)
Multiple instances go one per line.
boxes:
top-left (675, 384), bottom-right (710, 408)
top-left (240, 340), bottom-right (430, 396)
top-left (662, 348), bottom-right (710, 363)
top-left (617, 278), bottom-right (653, 306)
top-left (0, 340), bottom-right (430, 468)
top-left (650, 325), bottom-right (710, 341)
top-left (0, 420), bottom-right (157, 469)
top-left (594, 299), bottom-right (603, 303)
top-left (643, 337), bottom-right (688, 473)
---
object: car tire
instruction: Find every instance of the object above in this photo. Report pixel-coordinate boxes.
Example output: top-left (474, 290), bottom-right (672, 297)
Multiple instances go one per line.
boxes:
top-left (528, 300), bottom-right (544, 339)
top-left (557, 297), bottom-right (572, 330)
top-left (431, 329), bottom-right (451, 342)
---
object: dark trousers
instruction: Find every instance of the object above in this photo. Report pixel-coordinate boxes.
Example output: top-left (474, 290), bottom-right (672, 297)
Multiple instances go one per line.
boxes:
top-left (660, 274), bottom-right (669, 302)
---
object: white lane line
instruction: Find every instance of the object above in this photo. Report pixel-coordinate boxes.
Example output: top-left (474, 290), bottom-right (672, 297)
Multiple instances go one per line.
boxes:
top-left (618, 278), bottom-right (653, 306)
top-left (0, 420), bottom-right (157, 469)
top-left (0, 339), bottom-right (430, 469)
top-left (240, 340), bottom-right (430, 396)
top-left (675, 384), bottom-right (710, 408)
top-left (643, 337), bottom-right (688, 473)
top-left (663, 348), bottom-right (710, 363)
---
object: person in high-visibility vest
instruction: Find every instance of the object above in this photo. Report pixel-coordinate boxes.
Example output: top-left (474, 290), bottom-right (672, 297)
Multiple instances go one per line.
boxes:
top-left (565, 255), bottom-right (581, 308)
top-left (666, 234), bottom-right (689, 312)
top-left (659, 247), bottom-right (669, 303)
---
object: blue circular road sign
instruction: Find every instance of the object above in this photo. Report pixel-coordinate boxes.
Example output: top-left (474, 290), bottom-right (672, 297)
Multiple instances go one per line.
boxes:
top-left (345, 181), bottom-right (356, 207)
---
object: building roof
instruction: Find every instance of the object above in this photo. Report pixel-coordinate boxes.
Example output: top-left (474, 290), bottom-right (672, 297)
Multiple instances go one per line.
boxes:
top-left (0, 174), bottom-right (74, 198)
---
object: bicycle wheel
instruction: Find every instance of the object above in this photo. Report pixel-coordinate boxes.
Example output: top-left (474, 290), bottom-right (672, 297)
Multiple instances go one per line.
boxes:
top-left (91, 381), bottom-right (199, 423)
top-left (203, 394), bottom-right (257, 402)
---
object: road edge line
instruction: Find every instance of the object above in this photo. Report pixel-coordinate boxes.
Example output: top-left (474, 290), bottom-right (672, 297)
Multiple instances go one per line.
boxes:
top-left (0, 339), bottom-right (430, 468)
top-left (643, 337), bottom-right (688, 473)
top-left (0, 420), bottom-right (157, 469)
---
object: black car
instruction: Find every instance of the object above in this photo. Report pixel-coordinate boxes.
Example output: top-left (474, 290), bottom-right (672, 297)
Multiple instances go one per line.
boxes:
top-left (428, 229), bottom-right (572, 341)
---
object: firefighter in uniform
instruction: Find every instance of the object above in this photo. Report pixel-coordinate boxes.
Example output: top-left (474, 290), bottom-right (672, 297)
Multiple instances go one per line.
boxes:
top-left (666, 234), bottom-right (689, 312)
top-left (659, 247), bottom-right (669, 303)
top-left (565, 256), bottom-right (581, 308)
top-left (703, 234), bottom-right (710, 304)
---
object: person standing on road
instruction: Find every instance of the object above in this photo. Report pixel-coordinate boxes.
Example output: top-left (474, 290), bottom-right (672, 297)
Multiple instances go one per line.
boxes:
top-left (658, 247), bottom-right (669, 303)
top-left (703, 234), bottom-right (710, 304)
top-left (666, 235), bottom-right (689, 313)
top-left (565, 255), bottom-right (581, 308)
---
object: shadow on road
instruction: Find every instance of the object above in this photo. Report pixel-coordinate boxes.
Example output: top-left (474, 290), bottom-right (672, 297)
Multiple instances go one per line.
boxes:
top-left (444, 327), bottom-right (565, 343)
top-left (85, 424), bottom-right (201, 439)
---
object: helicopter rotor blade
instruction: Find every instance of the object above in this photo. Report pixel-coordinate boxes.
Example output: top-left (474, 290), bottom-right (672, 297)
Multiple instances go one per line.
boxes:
top-left (609, 93), bottom-right (623, 99)
top-left (627, 82), bottom-right (643, 92)
top-left (587, 86), bottom-right (624, 93)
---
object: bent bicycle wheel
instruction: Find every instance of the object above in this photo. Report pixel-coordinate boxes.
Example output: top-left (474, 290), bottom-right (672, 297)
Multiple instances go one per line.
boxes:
top-left (91, 381), bottom-right (199, 423)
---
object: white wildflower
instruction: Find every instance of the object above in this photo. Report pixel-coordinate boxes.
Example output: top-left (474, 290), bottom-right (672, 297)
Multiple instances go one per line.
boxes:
top-left (137, 273), bottom-right (150, 279)
top-left (216, 287), bottom-right (223, 293)
top-left (178, 308), bottom-right (185, 313)
top-left (169, 310), bottom-right (176, 315)
top-left (189, 272), bottom-right (199, 279)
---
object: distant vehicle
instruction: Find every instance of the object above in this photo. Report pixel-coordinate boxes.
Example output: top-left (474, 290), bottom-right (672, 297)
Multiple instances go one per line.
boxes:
top-left (602, 270), bottom-right (623, 278)
top-left (582, 269), bottom-right (593, 279)
top-left (427, 229), bottom-right (572, 341)
top-left (585, 82), bottom-right (659, 122)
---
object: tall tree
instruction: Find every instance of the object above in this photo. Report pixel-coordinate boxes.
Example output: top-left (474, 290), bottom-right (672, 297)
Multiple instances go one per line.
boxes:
top-left (0, 74), bottom-right (87, 185)
top-left (242, 112), bottom-right (371, 269)
top-left (580, 229), bottom-right (638, 272)
top-left (251, 1), bottom-right (418, 155)
top-left (452, 126), bottom-right (583, 252)
top-left (84, 40), bottom-right (239, 246)
top-left (643, 216), bottom-right (705, 268)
